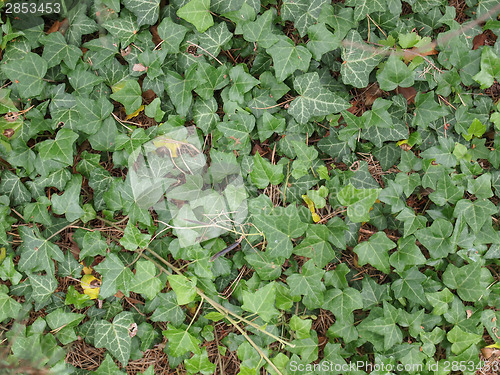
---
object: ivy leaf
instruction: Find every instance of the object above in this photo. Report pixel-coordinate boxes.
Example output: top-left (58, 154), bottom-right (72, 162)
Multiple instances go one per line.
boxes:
top-left (353, 232), bottom-right (395, 274)
top-left (148, 292), bottom-right (185, 326)
top-left (41, 32), bottom-right (82, 70)
top-left (0, 170), bottom-right (31, 206)
top-left (324, 287), bottom-right (363, 320)
top-left (198, 22), bottom-right (232, 58)
top-left (288, 72), bottom-right (350, 124)
top-left (123, 0), bottom-right (160, 27)
top-left (51, 175), bottom-right (85, 222)
top-left (377, 54), bottom-right (415, 91)
top-left (165, 68), bottom-right (197, 117)
top-left (94, 312), bottom-right (135, 366)
top-left (391, 267), bottom-right (427, 306)
top-left (341, 30), bottom-right (383, 88)
top-left (168, 274), bottom-right (197, 305)
top-left (365, 301), bottom-right (403, 351)
top-left (23, 196), bottom-right (52, 227)
top-left (412, 92), bottom-right (449, 128)
top-left (281, 0), bottom-right (328, 37)
top-left (389, 235), bottom-right (426, 272)
top-left (306, 23), bottom-right (340, 60)
top-left (110, 80), bottom-right (143, 116)
top-left (241, 9), bottom-right (278, 48)
top-left (447, 326), bottom-right (482, 355)
top-left (267, 37), bottom-right (312, 82)
top-left (103, 10), bottom-right (138, 46)
top-left (29, 273), bottom-right (57, 310)
top-left (0, 290), bottom-right (21, 323)
top-left (337, 184), bottom-right (381, 223)
top-left (250, 153), bottom-right (284, 189)
top-left (442, 261), bottom-right (483, 302)
top-left (163, 324), bottom-right (202, 357)
top-left (473, 46), bottom-right (500, 89)
top-left (414, 218), bottom-right (454, 259)
top-left (428, 173), bottom-right (464, 206)
top-left (345, 0), bottom-right (386, 22)
top-left (177, 0), bottom-right (214, 33)
top-left (120, 221), bottom-right (151, 251)
top-left (453, 198), bottom-right (497, 233)
top-left (157, 17), bottom-right (188, 54)
top-left (17, 226), bottom-right (64, 274)
top-left (38, 128), bottom-right (78, 166)
top-left (426, 288), bottom-right (454, 315)
top-left (94, 253), bottom-right (135, 298)
top-left (2, 52), bottom-right (47, 98)
top-left (287, 260), bottom-right (326, 309)
top-left (184, 350), bottom-right (216, 375)
top-left (229, 64), bottom-right (260, 102)
top-left (293, 225), bottom-right (337, 268)
top-left (131, 260), bottom-right (162, 300)
top-left (242, 282), bottom-right (279, 322)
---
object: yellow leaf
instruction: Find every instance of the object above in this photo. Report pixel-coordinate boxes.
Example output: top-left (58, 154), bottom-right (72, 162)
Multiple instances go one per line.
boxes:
top-left (80, 262), bottom-right (93, 275)
top-left (396, 139), bottom-right (408, 146)
top-left (302, 195), bottom-right (320, 223)
top-left (0, 247), bottom-right (5, 264)
top-left (81, 275), bottom-right (101, 300)
top-left (152, 137), bottom-right (181, 157)
top-left (125, 105), bottom-right (145, 120)
top-left (486, 343), bottom-right (500, 349)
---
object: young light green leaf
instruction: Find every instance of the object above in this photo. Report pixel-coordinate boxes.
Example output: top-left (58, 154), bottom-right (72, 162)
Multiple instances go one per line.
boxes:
top-left (168, 274), bottom-right (197, 305)
top-left (110, 80), bottom-right (142, 116)
top-left (337, 184), bottom-right (381, 223)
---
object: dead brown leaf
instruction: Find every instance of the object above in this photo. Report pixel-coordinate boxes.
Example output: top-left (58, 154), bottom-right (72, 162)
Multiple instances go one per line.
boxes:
top-left (395, 86), bottom-right (417, 104)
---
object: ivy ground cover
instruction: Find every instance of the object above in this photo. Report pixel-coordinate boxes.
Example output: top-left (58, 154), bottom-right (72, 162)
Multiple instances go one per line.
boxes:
top-left (0, 0), bottom-right (500, 374)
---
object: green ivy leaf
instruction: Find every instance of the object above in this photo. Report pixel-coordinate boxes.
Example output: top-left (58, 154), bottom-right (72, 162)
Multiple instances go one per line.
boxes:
top-left (110, 80), bottom-right (143, 116)
top-left (454, 198), bottom-right (497, 233)
top-left (177, 0), bottom-right (214, 33)
top-left (41, 32), bottom-right (82, 70)
top-left (157, 17), bottom-right (188, 54)
top-left (288, 72), bottom-right (350, 124)
top-left (120, 221), bottom-right (151, 251)
top-left (131, 260), bottom-right (162, 300)
top-left (442, 262), bottom-right (483, 302)
top-left (163, 323), bottom-right (202, 357)
top-left (250, 153), bottom-right (284, 189)
top-left (353, 232), bottom-right (395, 274)
top-left (38, 128), bottom-right (78, 166)
top-left (415, 218), bottom-right (454, 259)
top-left (341, 30), bottom-right (383, 88)
top-left (123, 0), bottom-right (159, 27)
top-left (94, 311), bottom-right (135, 366)
top-left (377, 54), bottom-right (415, 91)
top-left (242, 282), bottom-right (279, 322)
top-left (2, 52), bottom-right (47, 98)
top-left (324, 287), bottom-right (363, 320)
top-left (473, 46), bottom-right (500, 89)
top-left (293, 225), bottom-right (337, 268)
top-left (94, 253), bottom-right (135, 299)
top-left (345, 0), bottom-right (386, 22)
top-left (287, 260), bottom-right (325, 309)
top-left (267, 38), bottom-right (311, 82)
top-left (281, 0), bottom-right (328, 37)
top-left (0, 290), bottom-right (21, 323)
top-left (168, 274), bottom-right (197, 305)
top-left (51, 175), bottom-right (85, 222)
top-left (337, 184), bottom-right (381, 223)
top-left (447, 326), bottom-right (482, 355)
